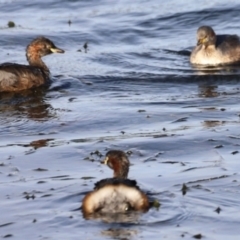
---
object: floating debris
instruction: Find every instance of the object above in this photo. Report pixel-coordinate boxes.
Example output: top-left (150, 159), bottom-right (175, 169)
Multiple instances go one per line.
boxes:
top-left (193, 233), bottom-right (202, 239)
top-left (126, 150), bottom-right (133, 155)
top-left (69, 97), bottom-right (77, 102)
top-left (77, 42), bottom-right (88, 52)
top-left (3, 234), bottom-right (13, 238)
top-left (83, 42), bottom-right (88, 50)
top-left (8, 21), bottom-right (15, 28)
top-left (41, 194), bottom-right (52, 198)
top-left (29, 139), bottom-right (54, 149)
top-left (215, 145), bottom-right (223, 148)
top-left (143, 157), bottom-right (157, 162)
top-left (0, 222), bottom-right (14, 228)
top-left (33, 168), bottom-right (48, 171)
top-left (153, 134), bottom-right (168, 138)
top-left (181, 183), bottom-right (188, 195)
top-left (24, 194), bottom-right (35, 200)
top-left (155, 152), bottom-right (164, 157)
top-left (215, 207), bottom-right (221, 214)
top-left (172, 117), bottom-right (188, 123)
top-left (90, 150), bottom-right (103, 158)
top-left (208, 138), bottom-right (217, 142)
top-left (81, 176), bottom-right (95, 180)
top-left (37, 181), bottom-right (46, 184)
top-left (161, 161), bottom-right (179, 164)
top-left (83, 157), bottom-right (95, 162)
top-left (229, 135), bottom-right (240, 139)
top-left (152, 199), bottom-right (161, 210)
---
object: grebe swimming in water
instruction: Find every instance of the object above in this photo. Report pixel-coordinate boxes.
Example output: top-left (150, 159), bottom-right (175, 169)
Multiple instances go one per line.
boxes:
top-left (190, 26), bottom-right (240, 65)
top-left (0, 37), bottom-right (64, 92)
top-left (82, 150), bottom-right (149, 217)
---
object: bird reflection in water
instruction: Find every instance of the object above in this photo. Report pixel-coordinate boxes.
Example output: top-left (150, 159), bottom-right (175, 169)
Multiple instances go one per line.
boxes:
top-left (101, 228), bottom-right (138, 240)
top-left (83, 210), bottom-right (144, 223)
top-left (0, 87), bottom-right (56, 121)
top-left (202, 120), bottom-right (225, 128)
top-left (198, 85), bottom-right (219, 98)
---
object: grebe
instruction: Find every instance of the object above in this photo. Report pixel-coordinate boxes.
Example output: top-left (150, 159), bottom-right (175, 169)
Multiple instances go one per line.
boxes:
top-left (82, 150), bottom-right (149, 217)
top-left (190, 26), bottom-right (240, 65)
top-left (0, 37), bottom-right (64, 92)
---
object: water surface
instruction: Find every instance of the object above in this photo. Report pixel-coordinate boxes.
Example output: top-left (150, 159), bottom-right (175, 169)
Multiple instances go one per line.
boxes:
top-left (1, 0), bottom-right (240, 239)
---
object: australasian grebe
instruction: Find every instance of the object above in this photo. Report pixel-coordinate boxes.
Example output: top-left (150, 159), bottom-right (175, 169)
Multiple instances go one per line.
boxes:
top-left (190, 26), bottom-right (240, 65)
top-left (82, 150), bottom-right (149, 216)
top-left (0, 37), bottom-right (64, 92)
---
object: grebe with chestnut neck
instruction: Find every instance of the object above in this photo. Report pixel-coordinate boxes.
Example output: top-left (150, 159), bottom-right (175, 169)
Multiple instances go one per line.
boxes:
top-left (82, 150), bottom-right (149, 217)
top-left (0, 37), bottom-right (64, 92)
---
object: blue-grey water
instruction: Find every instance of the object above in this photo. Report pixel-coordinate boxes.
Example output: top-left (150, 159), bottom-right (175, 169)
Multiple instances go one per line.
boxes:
top-left (1, 0), bottom-right (240, 239)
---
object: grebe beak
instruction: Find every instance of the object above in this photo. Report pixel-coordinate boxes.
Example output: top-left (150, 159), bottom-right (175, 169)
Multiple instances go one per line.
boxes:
top-left (100, 156), bottom-right (108, 164)
top-left (197, 37), bottom-right (207, 46)
top-left (50, 47), bottom-right (65, 54)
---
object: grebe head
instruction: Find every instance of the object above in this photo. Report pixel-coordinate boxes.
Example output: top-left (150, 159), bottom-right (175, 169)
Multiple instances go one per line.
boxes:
top-left (101, 150), bottom-right (129, 179)
top-left (196, 26), bottom-right (217, 47)
top-left (26, 37), bottom-right (64, 61)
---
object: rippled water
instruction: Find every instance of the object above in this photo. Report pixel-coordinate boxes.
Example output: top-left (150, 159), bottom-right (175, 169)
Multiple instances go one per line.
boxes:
top-left (1, 0), bottom-right (240, 239)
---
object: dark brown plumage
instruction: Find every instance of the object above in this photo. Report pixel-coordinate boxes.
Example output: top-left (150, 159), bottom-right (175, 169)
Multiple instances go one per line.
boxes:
top-left (0, 37), bottom-right (64, 92)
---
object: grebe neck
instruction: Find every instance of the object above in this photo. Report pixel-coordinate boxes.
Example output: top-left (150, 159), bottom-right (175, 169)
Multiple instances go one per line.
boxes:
top-left (112, 159), bottom-right (129, 179)
top-left (26, 52), bottom-right (50, 77)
